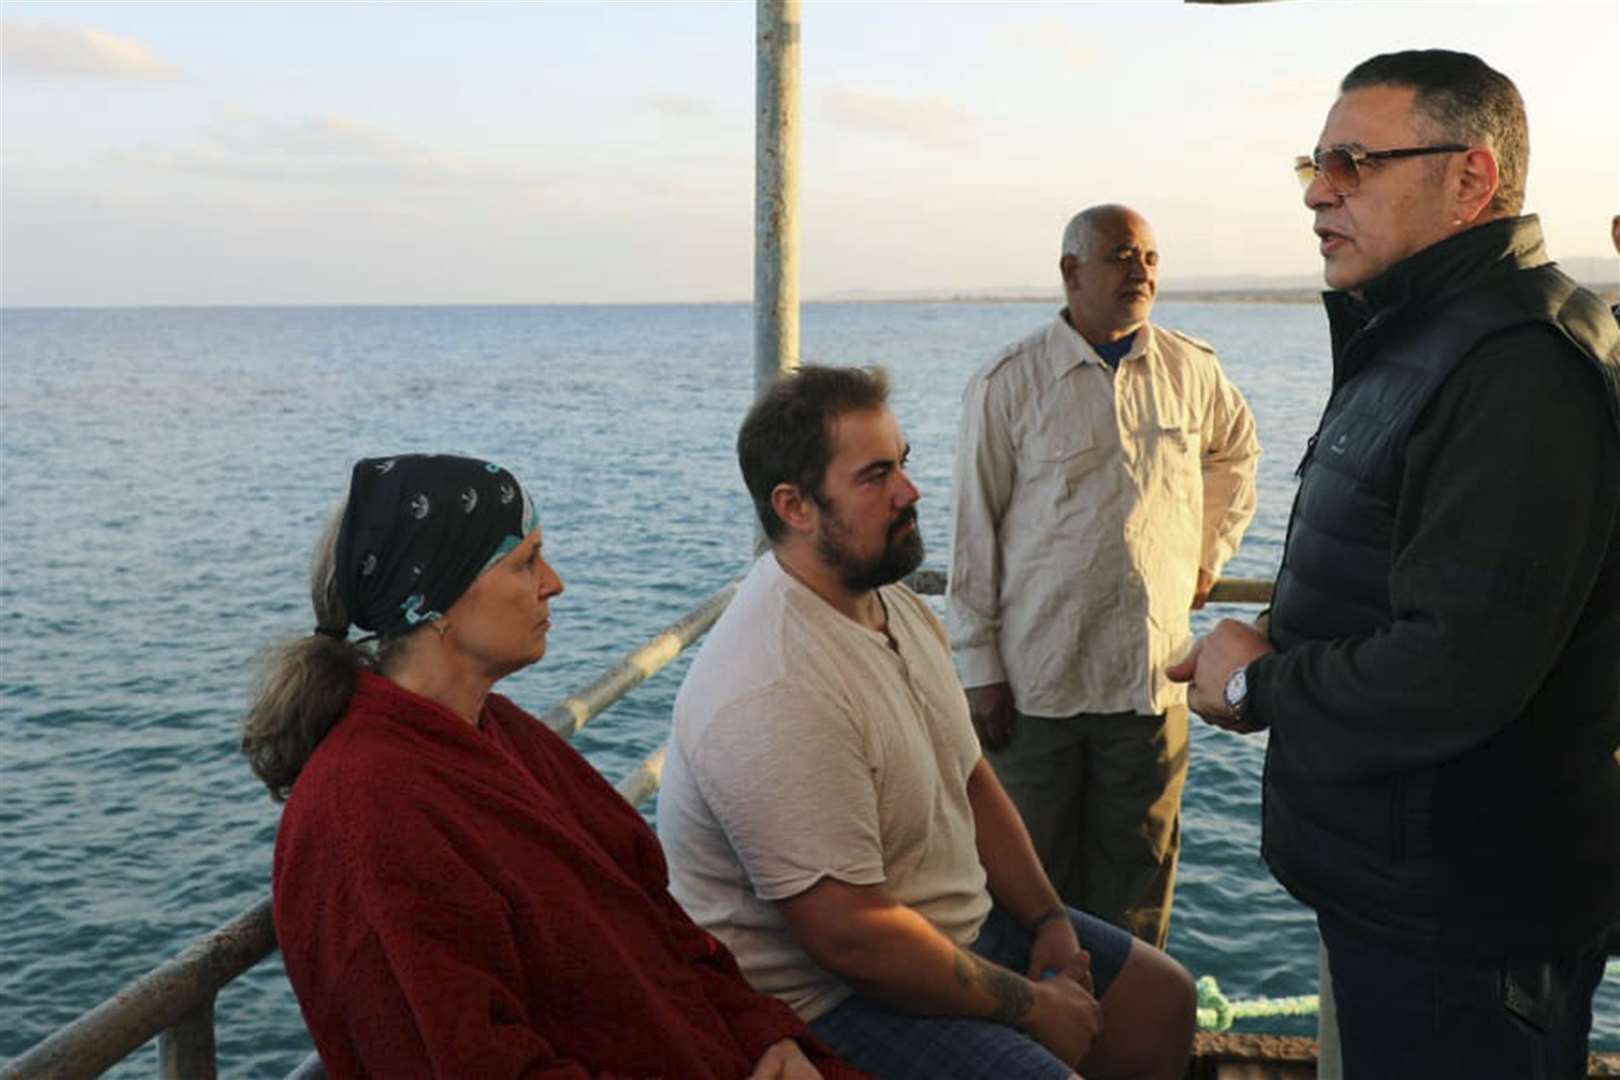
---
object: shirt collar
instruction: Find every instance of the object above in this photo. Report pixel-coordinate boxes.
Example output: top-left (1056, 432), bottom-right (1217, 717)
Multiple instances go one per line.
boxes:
top-left (1348, 214), bottom-right (1548, 317)
top-left (1044, 309), bottom-right (1151, 380)
top-left (1321, 215), bottom-right (1550, 378)
top-left (765, 551), bottom-right (897, 646)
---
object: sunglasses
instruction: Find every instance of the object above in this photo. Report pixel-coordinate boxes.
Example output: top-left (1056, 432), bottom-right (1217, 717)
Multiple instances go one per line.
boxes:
top-left (1293, 144), bottom-right (1469, 194)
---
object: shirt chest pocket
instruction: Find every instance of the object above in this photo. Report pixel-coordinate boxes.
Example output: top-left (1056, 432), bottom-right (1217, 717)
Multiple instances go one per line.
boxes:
top-left (1151, 426), bottom-right (1202, 504)
top-left (1020, 424), bottom-right (1101, 488)
top-left (1154, 425), bottom-right (1200, 466)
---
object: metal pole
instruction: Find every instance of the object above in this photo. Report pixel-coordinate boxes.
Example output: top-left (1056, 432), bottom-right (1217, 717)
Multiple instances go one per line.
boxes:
top-left (754, 0), bottom-right (801, 401)
top-left (3, 900), bottom-right (276, 1080)
top-left (158, 1000), bottom-right (217, 1079)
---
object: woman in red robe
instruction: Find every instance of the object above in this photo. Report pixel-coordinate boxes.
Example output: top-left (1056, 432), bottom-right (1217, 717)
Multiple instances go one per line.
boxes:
top-left (243, 454), bottom-right (862, 1080)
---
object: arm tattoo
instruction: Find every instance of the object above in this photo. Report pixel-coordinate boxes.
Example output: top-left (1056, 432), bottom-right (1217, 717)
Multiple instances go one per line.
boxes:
top-left (952, 946), bottom-right (1033, 1026)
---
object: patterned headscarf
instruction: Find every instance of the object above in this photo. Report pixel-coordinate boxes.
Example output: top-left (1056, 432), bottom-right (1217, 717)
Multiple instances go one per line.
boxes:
top-left (333, 454), bottom-right (536, 640)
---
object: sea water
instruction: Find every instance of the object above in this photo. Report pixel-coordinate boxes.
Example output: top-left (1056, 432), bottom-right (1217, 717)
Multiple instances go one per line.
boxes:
top-left (1, 301), bottom-right (1614, 1073)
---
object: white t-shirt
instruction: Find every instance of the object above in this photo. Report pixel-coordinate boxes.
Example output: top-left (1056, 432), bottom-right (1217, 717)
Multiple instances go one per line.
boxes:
top-left (658, 553), bottom-right (991, 1021)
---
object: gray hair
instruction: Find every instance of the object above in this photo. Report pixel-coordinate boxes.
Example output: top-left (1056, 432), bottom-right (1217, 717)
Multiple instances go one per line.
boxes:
top-left (1060, 204), bottom-right (1132, 260)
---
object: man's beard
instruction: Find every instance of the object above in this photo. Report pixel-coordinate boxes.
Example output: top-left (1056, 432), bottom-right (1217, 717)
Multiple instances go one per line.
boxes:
top-left (815, 503), bottom-right (926, 592)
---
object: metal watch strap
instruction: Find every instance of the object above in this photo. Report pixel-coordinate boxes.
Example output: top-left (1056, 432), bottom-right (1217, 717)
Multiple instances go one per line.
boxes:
top-left (1224, 665), bottom-right (1249, 724)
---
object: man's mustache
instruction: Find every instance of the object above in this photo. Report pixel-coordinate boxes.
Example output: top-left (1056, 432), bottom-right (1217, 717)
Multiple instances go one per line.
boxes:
top-left (889, 506), bottom-right (920, 537)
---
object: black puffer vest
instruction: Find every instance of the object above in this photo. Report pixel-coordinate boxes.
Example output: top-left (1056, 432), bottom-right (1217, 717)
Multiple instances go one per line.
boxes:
top-left (1263, 216), bottom-right (1620, 956)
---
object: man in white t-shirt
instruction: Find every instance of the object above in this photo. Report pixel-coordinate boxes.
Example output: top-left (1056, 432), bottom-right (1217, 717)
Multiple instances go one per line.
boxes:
top-left (658, 365), bottom-right (1194, 1080)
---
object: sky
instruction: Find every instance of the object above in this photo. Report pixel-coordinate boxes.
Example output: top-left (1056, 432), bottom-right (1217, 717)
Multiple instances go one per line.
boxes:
top-left (2, 0), bottom-right (1617, 307)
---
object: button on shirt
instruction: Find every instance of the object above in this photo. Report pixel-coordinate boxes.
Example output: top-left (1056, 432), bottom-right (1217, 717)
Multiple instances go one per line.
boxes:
top-left (948, 312), bottom-right (1260, 717)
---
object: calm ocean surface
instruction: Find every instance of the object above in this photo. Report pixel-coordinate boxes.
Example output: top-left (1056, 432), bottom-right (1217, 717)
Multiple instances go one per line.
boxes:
top-left (1, 301), bottom-right (1614, 1073)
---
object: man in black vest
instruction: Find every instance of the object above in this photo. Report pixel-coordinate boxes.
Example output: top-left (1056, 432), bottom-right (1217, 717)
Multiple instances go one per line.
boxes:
top-left (1169, 50), bottom-right (1620, 1078)
top-left (1612, 214), bottom-right (1620, 322)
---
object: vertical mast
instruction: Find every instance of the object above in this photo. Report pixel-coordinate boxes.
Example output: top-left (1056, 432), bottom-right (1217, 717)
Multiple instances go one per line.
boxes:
top-left (754, 0), bottom-right (801, 400)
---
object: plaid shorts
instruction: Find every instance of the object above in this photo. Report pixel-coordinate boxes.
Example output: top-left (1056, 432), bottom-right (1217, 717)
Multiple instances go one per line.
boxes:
top-left (808, 903), bottom-right (1134, 1080)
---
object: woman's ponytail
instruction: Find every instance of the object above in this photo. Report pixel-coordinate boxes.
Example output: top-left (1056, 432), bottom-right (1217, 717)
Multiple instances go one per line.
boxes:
top-left (241, 506), bottom-right (363, 801)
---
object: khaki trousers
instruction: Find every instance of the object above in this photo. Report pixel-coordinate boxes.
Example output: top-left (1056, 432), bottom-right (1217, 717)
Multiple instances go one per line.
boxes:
top-left (986, 706), bottom-right (1189, 948)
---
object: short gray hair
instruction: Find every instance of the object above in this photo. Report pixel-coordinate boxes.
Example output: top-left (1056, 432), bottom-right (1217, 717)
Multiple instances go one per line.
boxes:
top-left (1060, 204), bottom-right (1131, 260)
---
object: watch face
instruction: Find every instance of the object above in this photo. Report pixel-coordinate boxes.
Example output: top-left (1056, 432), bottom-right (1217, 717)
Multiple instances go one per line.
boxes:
top-left (1224, 668), bottom-right (1247, 710)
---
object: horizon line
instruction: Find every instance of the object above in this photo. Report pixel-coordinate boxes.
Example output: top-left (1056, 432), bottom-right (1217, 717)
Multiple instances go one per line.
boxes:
top-left (6, 272), bottom-right (1617, 314)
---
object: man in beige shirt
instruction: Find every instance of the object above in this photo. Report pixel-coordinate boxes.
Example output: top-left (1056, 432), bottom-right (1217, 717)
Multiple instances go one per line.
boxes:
top-left (948, 205), bottom-right (1259, 947)
top-left (660, 365), bottom-right (1195, 1080)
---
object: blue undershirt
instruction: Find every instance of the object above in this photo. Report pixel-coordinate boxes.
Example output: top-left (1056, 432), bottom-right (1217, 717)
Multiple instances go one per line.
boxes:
top-left (1092, 329), bottom-right (1137, 369)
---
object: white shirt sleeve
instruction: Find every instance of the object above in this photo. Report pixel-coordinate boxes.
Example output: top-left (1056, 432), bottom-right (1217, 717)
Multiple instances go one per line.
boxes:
top-left (948, 371), bottom-right (1016, 689)
top-left (684, 683), bottom-right (887, 902)
top-left (1198, 359), bottom-right (1261, 575)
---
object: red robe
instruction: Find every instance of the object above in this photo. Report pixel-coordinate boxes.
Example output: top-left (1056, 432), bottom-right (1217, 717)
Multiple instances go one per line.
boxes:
top-left (274, 671), bottom-right (863, 1079)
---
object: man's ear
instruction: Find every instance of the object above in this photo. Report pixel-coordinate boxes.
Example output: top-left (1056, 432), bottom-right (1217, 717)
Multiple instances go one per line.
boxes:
top-left (770, 482), bottom-right (816, 536)
top-left (1059, 253), bottom-right (1079, 290)
top-left (1453, 146), bottom-right (1501, 225)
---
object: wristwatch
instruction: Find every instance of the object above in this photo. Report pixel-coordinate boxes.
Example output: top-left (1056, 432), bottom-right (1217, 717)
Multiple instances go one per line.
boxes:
top-left (1223, 666), bottom-right (1250, 725)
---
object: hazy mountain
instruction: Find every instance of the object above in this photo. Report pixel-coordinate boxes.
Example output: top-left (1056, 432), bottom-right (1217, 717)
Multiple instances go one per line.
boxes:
top-left (815, 256), bottom-right (1618, 304)
top-left (1557, 256), bottom-right (1620, 289)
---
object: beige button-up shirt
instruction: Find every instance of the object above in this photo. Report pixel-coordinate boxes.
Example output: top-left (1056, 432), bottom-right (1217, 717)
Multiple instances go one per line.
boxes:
top-left (948, 312), bottom-right (1260, 717)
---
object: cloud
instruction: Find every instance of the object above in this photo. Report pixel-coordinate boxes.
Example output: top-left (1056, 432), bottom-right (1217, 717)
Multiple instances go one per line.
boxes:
top-left (993, 18), bottom-right (1100, 73)
top-left (121, 111), bottom-right (491, 187)
top-left (1, 17), bottom-right (179, 80)
top-left (821, 86), bottom-right (974, 145)
top-left (647, 93), bottom-right (715, 118)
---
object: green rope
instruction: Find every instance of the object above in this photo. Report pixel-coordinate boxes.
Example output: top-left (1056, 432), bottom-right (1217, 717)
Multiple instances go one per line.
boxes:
top-left (1197, 963), bottom-right (1620, 1034)
top-left (1196, 975), bottom-right (1320, 1032)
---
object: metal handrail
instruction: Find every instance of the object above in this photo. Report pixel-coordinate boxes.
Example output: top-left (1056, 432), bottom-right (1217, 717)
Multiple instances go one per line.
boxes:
top-left (3, 574), bottom-right (1278, 1078)
top-left (0, 577), bottom-right (749, 1080)
top-left (898, 568), bottom-right (1274, 606)
top-left (2, 901), bottom-right (278, 1080)
top-left (1, 742), bottom-right (676, 1080)
top-left (537, 580), bottom-right (740, 738)
top-left (1204, 577), bottom-right (1273, 605)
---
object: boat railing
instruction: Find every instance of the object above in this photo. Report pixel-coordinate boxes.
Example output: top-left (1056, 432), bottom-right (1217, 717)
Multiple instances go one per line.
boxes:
top-left (2, 573), bottom-right (1275, 1080)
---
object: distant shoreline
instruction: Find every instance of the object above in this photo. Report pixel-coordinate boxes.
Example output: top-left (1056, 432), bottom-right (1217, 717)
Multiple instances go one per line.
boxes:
top-left (4, 284), bottom-right (1614, 313)
top-left (819, 283), bottom-right (1620, 306)
top-left (820, 290), bottom-right (1327, 306)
